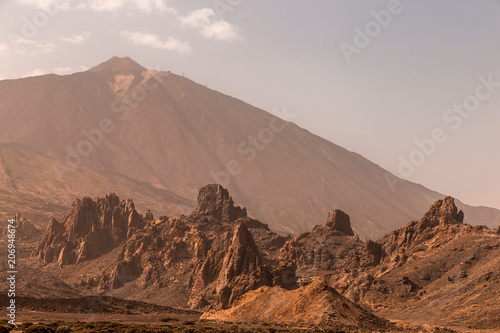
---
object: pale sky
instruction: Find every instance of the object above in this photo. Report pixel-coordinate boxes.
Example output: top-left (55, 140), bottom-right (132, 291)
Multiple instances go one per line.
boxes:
top-left (1, 0), bottom-right (499, 209)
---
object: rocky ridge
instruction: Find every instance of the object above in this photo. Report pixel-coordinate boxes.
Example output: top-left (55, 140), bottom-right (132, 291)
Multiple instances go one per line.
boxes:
top-left (28, 185), bottom-right (500, 329)
top-left (62, 184), bottom-right (294, 310)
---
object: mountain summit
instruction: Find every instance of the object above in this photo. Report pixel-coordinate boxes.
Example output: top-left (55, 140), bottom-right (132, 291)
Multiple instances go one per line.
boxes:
top-left (0, 57), bottom-right (499, 238)
top-left (89, 56), bottom-right (147, 74)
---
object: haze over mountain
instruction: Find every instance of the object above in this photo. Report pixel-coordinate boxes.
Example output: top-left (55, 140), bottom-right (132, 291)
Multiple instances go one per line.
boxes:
top-left (0, 56), bottom-right (498, 238)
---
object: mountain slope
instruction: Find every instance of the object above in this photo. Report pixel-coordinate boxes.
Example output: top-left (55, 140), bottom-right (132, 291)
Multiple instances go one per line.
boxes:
top-left (0, 143), bottom-right (191, 227)
top-left (0, 56), bottom-right (498, 238)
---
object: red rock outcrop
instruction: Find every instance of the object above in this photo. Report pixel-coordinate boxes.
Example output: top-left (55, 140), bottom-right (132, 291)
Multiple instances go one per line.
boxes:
top-left (329, 197), bottom-right (500, 329)
top-left (87, 185), bottom-right (277, 309)
top-left (192, 184), bottom-right (247, 221)
top-left (380, 196), bottom-right (465, 257)
top-left (34, 193), bottom-right (144, 265)
top-left (188, 222), bottom-right (270, 308)
top-left (26, 189), bottom-right (500, 329)
top-left (326, 209), bottom-right (355, 236)
top-left (280, 209), bottom-right (364, 277)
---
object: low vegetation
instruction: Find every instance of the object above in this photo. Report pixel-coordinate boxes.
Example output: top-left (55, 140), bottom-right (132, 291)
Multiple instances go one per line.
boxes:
top-left (0, 320), bottom-right (457, 333)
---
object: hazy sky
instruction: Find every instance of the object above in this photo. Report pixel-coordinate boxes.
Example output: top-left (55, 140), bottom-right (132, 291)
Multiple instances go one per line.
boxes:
top-left (1, 0), bottom-right (499, 209)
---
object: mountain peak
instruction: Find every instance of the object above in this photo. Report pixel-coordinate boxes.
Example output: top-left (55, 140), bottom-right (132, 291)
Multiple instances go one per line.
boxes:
top-left (89, 56), bottom-right (146, 74)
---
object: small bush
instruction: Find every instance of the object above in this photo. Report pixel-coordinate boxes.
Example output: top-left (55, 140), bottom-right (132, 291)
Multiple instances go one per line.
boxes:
top-left (160, 317), bottom-right (179, 322)
top-left (23, 325), bottom-right (54, 333)
top-left (18, 322), bottom-right (34, 329)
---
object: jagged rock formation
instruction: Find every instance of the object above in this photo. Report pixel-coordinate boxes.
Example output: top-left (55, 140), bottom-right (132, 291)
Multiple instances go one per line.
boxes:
top-left (273, 197), bottom-right (499, 329)
top-left (191, 184), bottom-right (247, 221)
top-left (29, 189), bottom-right (500, 329)
top-left (279, 209), bottom-right (367, 278)
top-left (380, 196), bottom-right (465, 259)
top-left (33, 193), bottom-right (144, 265)
top-left (326, 197), bottom-right (500, 329)
top-left (89, 184), bottom-right (286, 309)
top-left (208, 223), bottom-right (263, 307)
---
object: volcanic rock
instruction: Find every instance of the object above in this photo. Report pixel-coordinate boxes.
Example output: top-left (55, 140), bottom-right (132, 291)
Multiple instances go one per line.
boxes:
top-left (27, 187), bottom-right (500, 329)
top-left (192, 184), bottom-right (247, 221)
top-left (328, 197), bottom-right (500, 329)
top-left (280, 209), bottom-right (364, 277)
top-left (216, 224), bottom-right (262, 292)
top-left (380, 196), bottom-right (466, 257)
top-left (34, 193), bottom-right (144, 265)
top-left (187, 222), bottom-right (271, 308)
top-left (326, 209), bottom-right (355, 236)
top-left (82, 185), bottom-right (275, 309)
top-left (424, 196), bottom-right (464, 224)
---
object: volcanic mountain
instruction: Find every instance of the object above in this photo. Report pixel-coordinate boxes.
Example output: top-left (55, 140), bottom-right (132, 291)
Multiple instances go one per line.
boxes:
top-left (0, 56), bottom-right (498, 238)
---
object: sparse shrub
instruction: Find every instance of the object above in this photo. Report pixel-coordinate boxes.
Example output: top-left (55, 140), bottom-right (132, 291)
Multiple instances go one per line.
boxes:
top-left (22, 325), bottom-right (54, 333)
top-left (0, 326), bottom-right (10, 333)
top-left (160, 317), bottom-right (179, 322)
top-left (0, 321), bottom-right (14, 332)
top-left (55, 326), bottom-right (72, 333)
top-left (124, 328), bottom-right (140, 333)
top-left (18, 322), bottom-right (34, 329)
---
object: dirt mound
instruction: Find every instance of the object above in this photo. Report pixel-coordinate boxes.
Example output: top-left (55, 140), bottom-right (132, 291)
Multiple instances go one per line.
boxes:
top-left (201, 281), bottom-right (390, 329)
